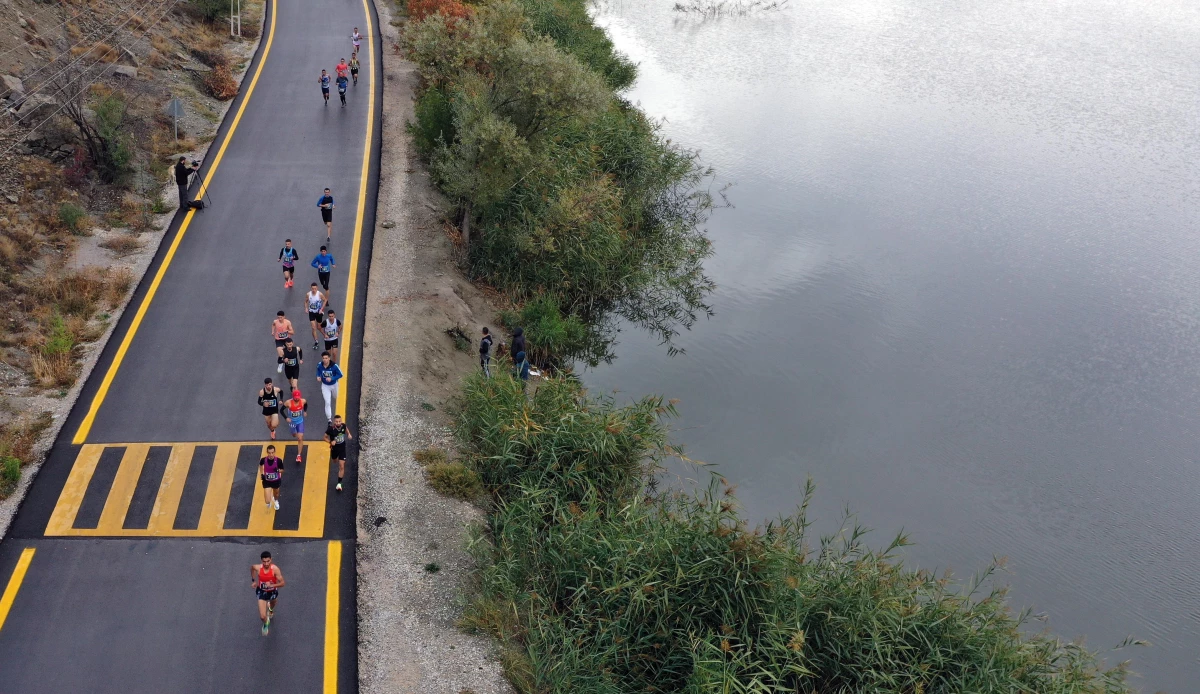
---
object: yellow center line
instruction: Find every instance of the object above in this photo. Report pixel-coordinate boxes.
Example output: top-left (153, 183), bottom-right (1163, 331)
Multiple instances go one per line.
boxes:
top-left (0, 548), bottom-right (35, 633)
top-left (336, 0), bottom-right (377, 420)
top-left (72, 0), bottom-right (280, 444)
top-left (324, 539), bottom-right (343, 694)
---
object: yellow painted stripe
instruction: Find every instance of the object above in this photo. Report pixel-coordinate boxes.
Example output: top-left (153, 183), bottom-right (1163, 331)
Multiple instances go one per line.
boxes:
top-left (0, 548), bottom-right (35, 633)
top-left (147, 444), bottom-right (195, 533)
top-left (45, 444), bottom-right (104, 535)
top-left (196, 443), bottom-right (240, 533)
top-left (324, 540), bottom-right (342, 694)
top-left (336, 0), bottom-right (377, 420)
top-left (71, 0), bottom-right (280, 444)
top-left (94, 443), bottom-right (150, 533)
top-left (246, 445), bottom-right (277, 534)
top-left (34, 528), bottom-right (323, 538)
top-left (298, 444), bottom-right (329, 537)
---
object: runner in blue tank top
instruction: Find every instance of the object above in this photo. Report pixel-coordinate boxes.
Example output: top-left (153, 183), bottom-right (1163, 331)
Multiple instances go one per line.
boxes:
top-left (278, 238), bottom-right (298, 288)
top-left (319, 69), bottom-right (331, 105)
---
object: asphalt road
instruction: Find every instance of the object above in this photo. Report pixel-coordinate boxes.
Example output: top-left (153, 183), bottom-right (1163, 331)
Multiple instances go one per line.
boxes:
top-left (0, 0), bottom-right (380, 689)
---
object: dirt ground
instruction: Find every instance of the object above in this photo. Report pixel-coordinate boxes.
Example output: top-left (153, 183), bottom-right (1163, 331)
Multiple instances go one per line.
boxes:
top-left (354, 1), bottom-right (514, 692)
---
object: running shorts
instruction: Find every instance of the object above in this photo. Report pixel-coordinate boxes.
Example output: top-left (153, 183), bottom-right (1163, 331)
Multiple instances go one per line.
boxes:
top-left (289, 419), bottom-right (305, 435)
top-left (308, 311), bottom-right (323, 323)
top-left (262, 406), bottom-right (280, 417)
top-left (321, 87), bottom-right (329, 95)
top-left (275, 339), bottom-right (289, 349)
top-left (261, 475), bottom-right (282, 489)
top-left (318, 272), bottom-right (330, 290)
top-left (282, 264), bottom-right (294, 274)
top-left (330, 444), bottom-right (347, 461)
top-left (351, 67), bottom-right (359, 75)
top-left (284, 365), bottom-right (300, 380)
top-left (321, 209), bottom-right (333, 224)
top-left (324, 339), bottom-right (339, 350)
top-left (256, 587), bottom-right (279, 602)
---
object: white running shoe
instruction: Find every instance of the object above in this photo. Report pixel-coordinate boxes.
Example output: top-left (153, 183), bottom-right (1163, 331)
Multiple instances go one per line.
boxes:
top-left (277, 363), bottom-right (283, 373)
top-left (273, 499), bottom-right (280, 510)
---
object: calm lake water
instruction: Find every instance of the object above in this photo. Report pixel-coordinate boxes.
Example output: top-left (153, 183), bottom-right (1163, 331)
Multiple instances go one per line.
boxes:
top-left (585, 1), bottom-right (1200, 689)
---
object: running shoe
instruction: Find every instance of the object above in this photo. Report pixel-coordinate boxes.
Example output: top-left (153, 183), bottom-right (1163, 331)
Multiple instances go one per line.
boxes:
top-left (296, 454), bottom-right (302, 463)
top-left (336, 482), bottom-right (342, 492)
top-left (273, 499), bottom-right (280, 510)
top-left (262, 622), bottom-right (269, 636)
top-left (270, 429), bottom-right (276, 440)
top-left (314, 341), bottom-right (319, 350)
top-left (277, 363), bottom-right (283, 373)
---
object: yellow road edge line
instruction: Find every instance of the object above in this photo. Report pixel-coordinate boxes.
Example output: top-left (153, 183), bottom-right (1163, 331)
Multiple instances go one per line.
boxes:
top-left (95, 443), bottom-right (150, 533)
top-left (246, 445), bottom-right (277, 533)
top-left (336, 0), bottom-right (377, 420)
top-left (196, 443), bottom-right (240, 533)
top-left (0, 548), bottom-right (35, 633)
top-left (45, 444), bottom-right (104, 535)
top-left (324, 540), bottom-right (343, 694)
top-left (72, 0), bottom-right (280, 444)
top-left (299, 444), bottom-right (329, 537)
top-left (147, 444), bottom-right (195, 533)
top-left (34, 528), bottom-right (321, 538)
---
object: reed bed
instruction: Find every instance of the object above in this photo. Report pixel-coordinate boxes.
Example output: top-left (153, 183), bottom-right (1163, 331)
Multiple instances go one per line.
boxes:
top-left (454, 373), bottom-right (1134, 693)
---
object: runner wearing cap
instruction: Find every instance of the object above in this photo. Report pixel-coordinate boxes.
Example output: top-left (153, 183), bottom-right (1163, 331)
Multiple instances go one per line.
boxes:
top-left (283, 389), bottom-right (307, 462)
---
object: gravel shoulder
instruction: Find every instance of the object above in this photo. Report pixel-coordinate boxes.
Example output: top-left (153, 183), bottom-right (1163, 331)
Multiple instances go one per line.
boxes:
top-left (354, 2), bottom-right (513, 692)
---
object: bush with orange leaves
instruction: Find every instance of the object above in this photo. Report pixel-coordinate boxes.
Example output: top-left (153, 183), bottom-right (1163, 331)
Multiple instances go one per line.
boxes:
top-left (407, 0), bottom-right (472, 23)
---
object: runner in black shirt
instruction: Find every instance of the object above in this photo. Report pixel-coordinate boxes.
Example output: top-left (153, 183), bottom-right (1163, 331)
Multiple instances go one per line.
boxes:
top-left (257, 377), bottom-right (284, 440)
top-left (280, 339), bottom-right (303, 391)
top-left (324, 414), bottom-right (353, 492)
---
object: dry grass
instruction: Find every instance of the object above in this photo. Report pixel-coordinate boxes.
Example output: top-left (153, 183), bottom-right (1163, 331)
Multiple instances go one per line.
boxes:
top-left (72, 42), bottom-right (118, 62)
top-left (150, 34), bottom-right (171, 54)
top-left (100, 233), bottom-right (144, 255)
top-left (202, 64), bottom-right (239, 100)
top-left (413, 447), bottom-right (449, 465)
top-left (31, 353), bottom-right (77, 388)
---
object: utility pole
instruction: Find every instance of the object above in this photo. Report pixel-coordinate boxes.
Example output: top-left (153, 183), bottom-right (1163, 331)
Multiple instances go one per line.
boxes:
top-left (230, 0), bottom-right (241, 37)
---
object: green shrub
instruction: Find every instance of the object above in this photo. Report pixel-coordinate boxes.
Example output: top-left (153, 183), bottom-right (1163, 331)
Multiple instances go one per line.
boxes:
top-left (92, 92), bottom-right (133, 183)
top-left (1, 456), bottom-right (19, 484)
top-left (426, 461), bottom-right (484, 500)
top-left (42, 313), bottom-right (75, 357)
top-left (410, 86), bottom-right (456, 155)
top-left (454, 373), bottom-right (1135, 693)
top-left (413, 447), bottom-right (449, 466)
top-left (58, 202), bottom-right (88, 234)
top-left (189, 0), bottom-right (228, 22)
top-left (499, 293), bottom-right (596, 366)
top-left (512, 0), bottom-right (637, 90)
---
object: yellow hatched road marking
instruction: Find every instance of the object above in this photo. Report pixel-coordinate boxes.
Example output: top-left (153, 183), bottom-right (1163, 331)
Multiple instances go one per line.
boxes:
top-left (147, 444), bottom-right (194, 533)
top-left (45, 445), bottom-right (104, 535)
top-left (95, 443), bottom-right (149, 533)
top-left (0, 548), bottom-right (35, 633)
top-left (197, 443), bottom-right (240, 533)
top-left (246, 445), bottom-right (277, 534)
top-left (299, 444), bottom-right (330, 537)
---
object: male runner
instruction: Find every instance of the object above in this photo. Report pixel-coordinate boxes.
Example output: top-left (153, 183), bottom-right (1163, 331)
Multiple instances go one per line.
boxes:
top-left (252, 551), bottom-right (285, 636)
top-left (281, 338), bottom-right (303, 391)
top-left (259, 445), bottom-right (283, 510)
top-left (283, 389), bottom-right (307, 462)
top-left (321, 308), bottom-right (341, 363)
top-left (336, 72), bottom-right (349, 106)
top-left (317, 188), bottom-right (335, 242)
top-left (272, 310), bottom-right (294, 373)
top-left (336, 58), bottom-right (349, 81)
top-left (257, 377), bottom-right (284, 440)
top-left (324, 414), bottom-right (353, 492)
top-left (316, 351), bottom-right (344, 422)
top-left (278, 238), bottom-right (298, 288)
top-left (319, 69), bottom-right (331, 104)
top-left (311, 246), bottom-right (336, 295)
top-left (349, 55), bottom-right (360, 86)
top-left (351, 27), bottom-right (362, 55)
top-left (305, 283), bottom-right (327, 349)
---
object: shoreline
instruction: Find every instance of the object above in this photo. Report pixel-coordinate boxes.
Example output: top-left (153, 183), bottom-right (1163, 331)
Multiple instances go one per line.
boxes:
top-left (354, 0), bottom-right (513, 690)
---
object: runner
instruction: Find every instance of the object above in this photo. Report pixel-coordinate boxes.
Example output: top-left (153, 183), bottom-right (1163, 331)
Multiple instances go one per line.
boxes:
top-left (317, 188), bottom-right (335, 242)
top-left (324, 414), bottom-right (353, 492)
top-left (349, 55), bottom-right (360, 86)
top-left (316, 351), bottom-right (344, 422)
top-left (257, 377), bottom-right (284, 440)
top-left (321, 308), bottom-right (341, 363)
top-left (336, 58), bottom-right (349, 81)
top-left (305, 283), bottom-right (327, 349)
top-left (350, 27), bottom-right (362, 56)
top-left (278, 238), bottom-right (298, 288)
top-left (251, 551), bottom-right (285, 636)
top-left (271, 311), bottom-right (294, 373)
top-left (311, 245), bottom-right (336, 296)
top-left (281, 338), bottom-right (303, 391)
top-left (283, 389), bottom-right (307, 462)
top-left (259, 445), bottom-right (283, 510)
top-left (336, 71), bottom-right (349, 107)
top-left (319, 69), bottom-right (331, 105)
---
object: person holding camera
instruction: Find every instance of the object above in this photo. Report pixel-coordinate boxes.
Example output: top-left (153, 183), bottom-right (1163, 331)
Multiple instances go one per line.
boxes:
top-left (174, 156), bottom-right (199, 209)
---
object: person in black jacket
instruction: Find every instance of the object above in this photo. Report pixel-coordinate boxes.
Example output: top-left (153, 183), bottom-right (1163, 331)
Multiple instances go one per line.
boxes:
top-left (174, 156), bottom-right (199, 209)
top-left (479, 327), bottom-right (494, 377)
